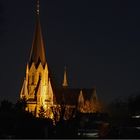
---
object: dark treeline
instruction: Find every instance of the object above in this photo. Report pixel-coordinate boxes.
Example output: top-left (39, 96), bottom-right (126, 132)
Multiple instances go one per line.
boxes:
top-left (105, 94), bottom-right (140, 138)
top-left (0, 94), bottom-right (140, 138)
top-left (0, 99), bottom-right (53, 138)
top-left (0, 98), bottom-right (79, 138)
top-left (108, 94), bottom-right (140, 122)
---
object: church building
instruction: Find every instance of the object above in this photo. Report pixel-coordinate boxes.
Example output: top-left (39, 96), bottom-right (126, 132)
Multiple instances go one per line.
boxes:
top-left (20, 0), bottom-right (101, 120)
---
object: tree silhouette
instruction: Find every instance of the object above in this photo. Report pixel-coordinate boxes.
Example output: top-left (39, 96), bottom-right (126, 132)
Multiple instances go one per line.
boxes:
top-left (15, 97), bottom-right (27, 112)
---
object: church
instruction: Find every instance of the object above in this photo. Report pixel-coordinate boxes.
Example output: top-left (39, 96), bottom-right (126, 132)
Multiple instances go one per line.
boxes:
top-left (20, 0), bottom-right (101, 120)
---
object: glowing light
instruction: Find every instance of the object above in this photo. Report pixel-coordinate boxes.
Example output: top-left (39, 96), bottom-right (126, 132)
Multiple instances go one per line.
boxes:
top-left (132, 115), bottom-right (140, 118)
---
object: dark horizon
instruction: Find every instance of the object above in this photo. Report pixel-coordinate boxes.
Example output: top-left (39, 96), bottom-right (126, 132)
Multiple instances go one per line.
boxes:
top-left (0, 0), bottom-right (140, 104)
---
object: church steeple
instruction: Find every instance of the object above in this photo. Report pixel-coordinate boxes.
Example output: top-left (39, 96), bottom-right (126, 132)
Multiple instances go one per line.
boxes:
top-left (29, 0), bottom-right (46, 68)
top-left (62, 66), bottom-right (68, 87)
top-left (20, 0), bottom-right (54, 118)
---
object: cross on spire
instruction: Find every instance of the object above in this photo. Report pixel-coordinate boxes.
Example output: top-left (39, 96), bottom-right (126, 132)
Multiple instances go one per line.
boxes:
top-left (37, 0), bottom-right (40, 15)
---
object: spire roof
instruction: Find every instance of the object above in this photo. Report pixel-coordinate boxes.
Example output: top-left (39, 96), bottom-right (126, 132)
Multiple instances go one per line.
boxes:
top-left (29, 0), bottom-right (46, 68)
top-left (90, 87), bottom-right (98, 102)
top-left (78, 90), bottom-right (84, 103)
top-left (62, 66), bottom-right (68, 87)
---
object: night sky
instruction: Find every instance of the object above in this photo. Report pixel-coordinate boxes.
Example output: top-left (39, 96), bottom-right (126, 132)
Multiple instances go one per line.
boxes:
top-left (0, 0), bottom-right (140, 104)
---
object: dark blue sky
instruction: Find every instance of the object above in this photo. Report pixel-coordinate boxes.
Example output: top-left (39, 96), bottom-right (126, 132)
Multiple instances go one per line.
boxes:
top-left (0, 0), bottom-right (140, 104)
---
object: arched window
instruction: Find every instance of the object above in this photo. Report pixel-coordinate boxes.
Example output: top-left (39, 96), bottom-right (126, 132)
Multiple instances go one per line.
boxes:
top-left (39, 73), bottom-right (42, 80)
top-left (32, 74), bottom-right (34, 84)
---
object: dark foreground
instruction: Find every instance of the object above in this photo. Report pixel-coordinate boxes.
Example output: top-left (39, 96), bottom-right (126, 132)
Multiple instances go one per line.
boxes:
top-left (0, 111), bottom-right (140, 139)
top-left (0, 99), bottom-right (140, 139)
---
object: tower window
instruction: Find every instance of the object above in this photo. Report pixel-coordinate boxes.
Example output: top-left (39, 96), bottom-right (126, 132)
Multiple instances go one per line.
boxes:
top-left (32, 74), bottom-right (34, 84)
top-left (39, 73), bottom-right (42, 80)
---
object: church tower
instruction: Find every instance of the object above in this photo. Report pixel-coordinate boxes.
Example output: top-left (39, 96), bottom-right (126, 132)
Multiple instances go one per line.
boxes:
top-left (20, 0), bottom-right (54, 118)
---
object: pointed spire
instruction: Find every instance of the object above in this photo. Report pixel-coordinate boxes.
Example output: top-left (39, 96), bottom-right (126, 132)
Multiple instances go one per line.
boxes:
top-left (29, 0), bottom-right (46, 68)
top-left (20, 78), bottom-right (28, 99)
top-left (26, 64), bottom-right (29, 82)
top-left (78, 90), bottom-right (84, 112)
top-left (78, 90), bottom-right (84, 104)
top-left (90, 87), bottom-right (101, 112)
top-left (48, 77), bottom-right (53, 105)
top-left (62, 66), bottom-right (68, 87)
top-left (90, 86), bottom-right (98, 102)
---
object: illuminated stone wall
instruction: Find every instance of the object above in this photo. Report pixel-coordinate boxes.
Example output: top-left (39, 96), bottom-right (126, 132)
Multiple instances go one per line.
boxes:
top-left (20, 62), bottom-right (54, 118)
